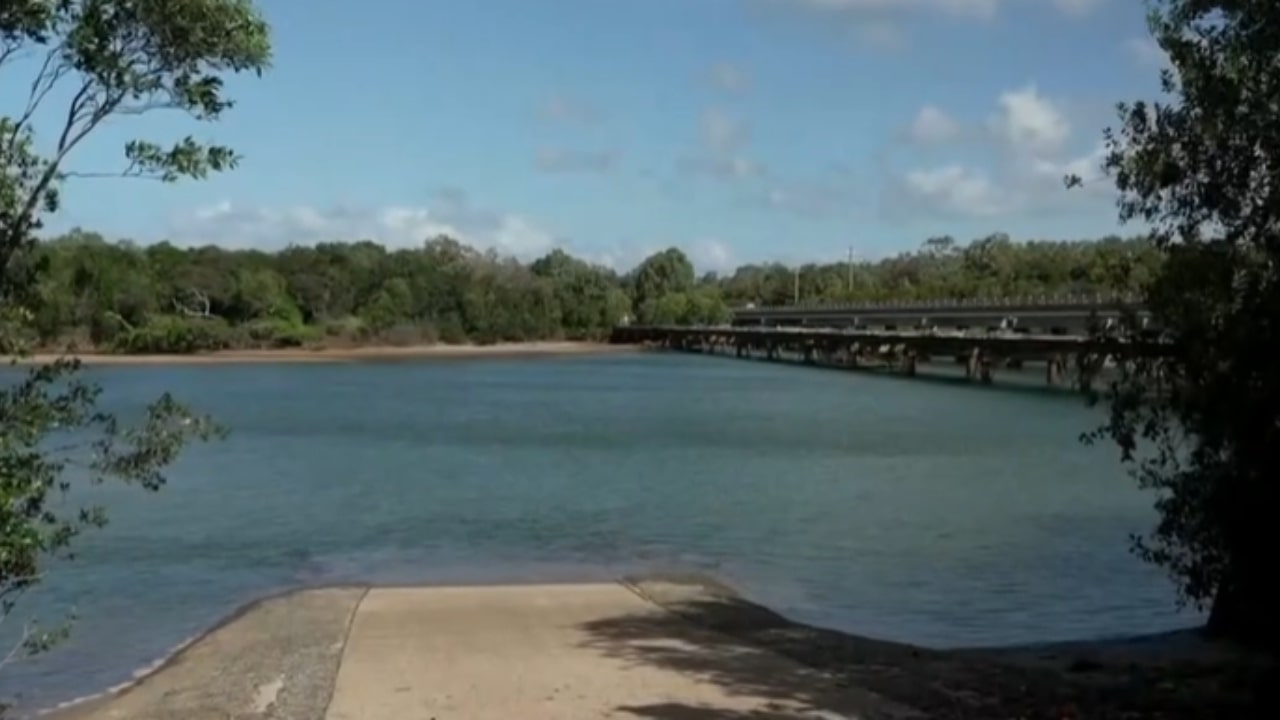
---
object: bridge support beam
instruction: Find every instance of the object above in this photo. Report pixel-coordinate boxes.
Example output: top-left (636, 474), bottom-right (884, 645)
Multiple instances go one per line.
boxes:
top-left (610, 325), bottom-right (1152, 394)
top-left (1046, 354), bottom-right (1064, 386)
top-left (902, 351), bottom-right (917, 377)
top-left (1076, 353), bottom-right (1104, 395)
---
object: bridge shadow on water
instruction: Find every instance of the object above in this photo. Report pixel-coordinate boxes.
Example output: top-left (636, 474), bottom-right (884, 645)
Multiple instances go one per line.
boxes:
top-left (687, 350), bottom-right (1097, 406)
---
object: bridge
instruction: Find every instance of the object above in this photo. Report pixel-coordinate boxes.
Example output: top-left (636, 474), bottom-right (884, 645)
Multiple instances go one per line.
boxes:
top-left (614, 296), bottom-right (1163, 391)
top-left (731, 294), bottom-right (1150, 335)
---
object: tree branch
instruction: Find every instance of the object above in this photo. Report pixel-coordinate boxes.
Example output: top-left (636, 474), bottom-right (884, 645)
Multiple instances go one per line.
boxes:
top-left (173, 289), bottom-right (212, 318)
top-left (62, 170), bottom-right (166, 182)
top-left (0, 625), bottom-right (32, 668)
top-left (7, 46), bottom-right (71, 148)
top-left (0, 41), bottom-right (30, 70)
top-left (13, 82), bottom-right (123, 239)
top-left (103, 310), bottom-right (134, 332)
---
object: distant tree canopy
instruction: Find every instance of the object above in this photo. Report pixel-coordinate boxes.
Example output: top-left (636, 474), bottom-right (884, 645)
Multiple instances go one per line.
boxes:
top-left (11, 230), bottom-right (1158, 354)
top-left (720, 233), bottom-right (1159, 306)
top-left (12, 229), bottom-right (1162, 353)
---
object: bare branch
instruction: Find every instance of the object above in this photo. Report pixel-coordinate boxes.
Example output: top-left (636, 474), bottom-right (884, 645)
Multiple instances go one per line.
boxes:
top-left (0, 41), bottom-right (31, 69)
top-left (13, 82), bottom-right (124, 239)
top-left (103, 310), bottom-right (134, 332)
top-left (173, 289), bottom-right (212, 318)
top-left (116, 99), bottom-right (182, 116)
top-left (0, 624), bottom-right (33, 668)
top-left (55, 82), bottom-right (98, 156)
top-left (62, 170), bottom-right (166, 182)
top-left (7, 46), bottom-right (71, 146)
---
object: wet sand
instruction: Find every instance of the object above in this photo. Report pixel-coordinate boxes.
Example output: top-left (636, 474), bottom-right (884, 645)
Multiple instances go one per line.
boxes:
top-left (36, 577), bottom-right (1269, 720)
top-left (8, 341), bottom-right (636, 366)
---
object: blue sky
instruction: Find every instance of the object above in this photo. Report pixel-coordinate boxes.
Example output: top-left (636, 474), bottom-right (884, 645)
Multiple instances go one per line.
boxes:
top-left (34, 0), bottom-right (1168, 273)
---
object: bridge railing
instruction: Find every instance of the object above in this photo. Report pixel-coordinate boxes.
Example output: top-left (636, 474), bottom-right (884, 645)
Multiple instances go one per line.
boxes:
top-left (733, 293), bottom-right (1144, 314)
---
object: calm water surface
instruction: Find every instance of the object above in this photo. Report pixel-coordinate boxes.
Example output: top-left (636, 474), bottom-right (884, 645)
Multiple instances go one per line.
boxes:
top-left (1, 353), bottom-right (1194, 710)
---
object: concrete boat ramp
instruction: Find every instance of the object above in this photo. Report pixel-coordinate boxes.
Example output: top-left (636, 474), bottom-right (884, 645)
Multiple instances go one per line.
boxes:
top-left (44, 579), bottom-right (920, 720)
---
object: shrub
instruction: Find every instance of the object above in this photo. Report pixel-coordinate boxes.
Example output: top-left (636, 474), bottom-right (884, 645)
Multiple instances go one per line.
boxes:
top-left (112, 316), bottom-right (233, 354)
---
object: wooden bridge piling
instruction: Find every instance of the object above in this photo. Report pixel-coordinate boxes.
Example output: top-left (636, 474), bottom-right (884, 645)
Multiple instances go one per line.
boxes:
top-left (612, 324), bottom-right (1162, 392)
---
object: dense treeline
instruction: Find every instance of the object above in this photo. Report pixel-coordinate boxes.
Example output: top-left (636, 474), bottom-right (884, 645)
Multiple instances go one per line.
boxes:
top-left (15, 229), bottom-right (1159, 353)
top-left (718, 233), bottom-right (1160, 306)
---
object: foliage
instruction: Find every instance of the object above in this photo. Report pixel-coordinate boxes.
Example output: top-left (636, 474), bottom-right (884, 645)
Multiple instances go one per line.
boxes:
top-left (16, 231), bottom-right (1162, 352)
top-left (0, 360), bottom-right (225, 657)
top-left (1, 0), bottom-right (270, 679)
top-left (631, 247), bottom-right (695, 316)
top-left (1071, 0), bottom-right (1280, 648)
top-left (112, 314), bottom-right (233, 353)
top-left (718, 233), bottom-right (1160, 306)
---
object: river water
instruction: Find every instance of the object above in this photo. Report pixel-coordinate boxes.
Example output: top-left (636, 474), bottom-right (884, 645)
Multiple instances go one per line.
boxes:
top-left (0, 352), bottom-right (1194, 711)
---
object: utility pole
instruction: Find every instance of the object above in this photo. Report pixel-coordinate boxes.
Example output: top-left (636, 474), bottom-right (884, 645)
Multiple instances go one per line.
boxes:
top-left (793, 265), bottom-right (800, 305)
top-left (846, 246), bottom-right (854, 293)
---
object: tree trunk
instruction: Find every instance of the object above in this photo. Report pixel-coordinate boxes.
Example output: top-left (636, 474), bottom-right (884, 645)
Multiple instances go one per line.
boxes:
top-left (1207, 577), bottom-right (1280, 653)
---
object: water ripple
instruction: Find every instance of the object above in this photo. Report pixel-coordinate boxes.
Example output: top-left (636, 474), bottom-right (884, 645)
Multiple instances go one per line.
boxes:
top-left (0, 355), bottom-right (1199, 711)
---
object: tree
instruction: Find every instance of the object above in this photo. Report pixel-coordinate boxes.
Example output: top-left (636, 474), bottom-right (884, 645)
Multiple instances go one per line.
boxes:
top-left (1, 0), bottom-right (270, 676)
top-left (231, 267), bottom-right (300, 324)
top-left (632, 248), bottom-right (695, 309)
top-left (1072, 0), bottom-right (1280, 649)
top-left (8, 229), bottom-right (1166, 345)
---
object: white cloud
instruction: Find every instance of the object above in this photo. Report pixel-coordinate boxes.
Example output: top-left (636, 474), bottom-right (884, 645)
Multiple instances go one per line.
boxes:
top-left (534, 147), bottom-right (618, 174)
top-left (894, 142), bottom-right (1107, 220)
top-left (890, 85), bottom-right (1115, 219)
top-left (988, 85), bottom-right (1071, 156)
top-left (1029, 141), bottom-right (1109, 190)
top-left (609, 238), bottom-right (735, 275)
top-left (856, 20), bottom-right (907, 50)
top-left (536, 94), bottom-right (600, 126)
top-left (701, 108), bottom-right (748, 153)
top-left (697, 155), bottom-right (766, 179)
top-left (576, 239), bottom-right (734, 275)
top-left (684, 108), bottom-right (765, 180)
top-left (900, 165), bottom-right (1013, 217)
top-left (778, 0), bottom-right (999, 20)
top-left (755, 165), bottom-right (862, 218)
top-left (710, 62), bottom-right (751, 93)
top-left (168, 190), bottom-right (559, 260)
top-left (906, 105), bottom-right (961, 144)
top-left (764, 0), bottom-right (1085, 49)
top-left (691, 238), bottom-right (735, 274)
top-left (1051, 0), bottom-right (1104, 17)
top-left (166, 196), bottom-right (733, 275)
top-left (1125, 36), bottom-right (1168, 68)
top-left (772, 0), bottom-right (1097, 18)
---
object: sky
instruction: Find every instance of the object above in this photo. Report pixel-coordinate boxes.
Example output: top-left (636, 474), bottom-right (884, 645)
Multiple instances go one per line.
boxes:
top-left (26, 0), bottom-right (1171, 274)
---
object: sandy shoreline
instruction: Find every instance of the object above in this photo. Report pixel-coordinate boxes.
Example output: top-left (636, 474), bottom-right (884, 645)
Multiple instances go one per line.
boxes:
top-left (7, 341), bottom-right (637, 366)
top-left (33, 576), bottom-right (1268, 720)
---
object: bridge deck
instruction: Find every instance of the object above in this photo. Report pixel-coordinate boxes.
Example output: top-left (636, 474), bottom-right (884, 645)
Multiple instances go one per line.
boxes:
top-left (611, 324), bottom-right (1166, 390)
top-left (729, 297), bottom-right (1151, 334)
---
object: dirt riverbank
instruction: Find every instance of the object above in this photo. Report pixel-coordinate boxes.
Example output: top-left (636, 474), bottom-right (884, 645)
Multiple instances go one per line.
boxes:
top-left (7, 341), bottom-right (637, 366)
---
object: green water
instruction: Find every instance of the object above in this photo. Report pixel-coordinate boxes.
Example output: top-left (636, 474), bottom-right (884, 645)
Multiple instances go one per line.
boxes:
top-left (1, 352), bottom-right (1192, 711)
